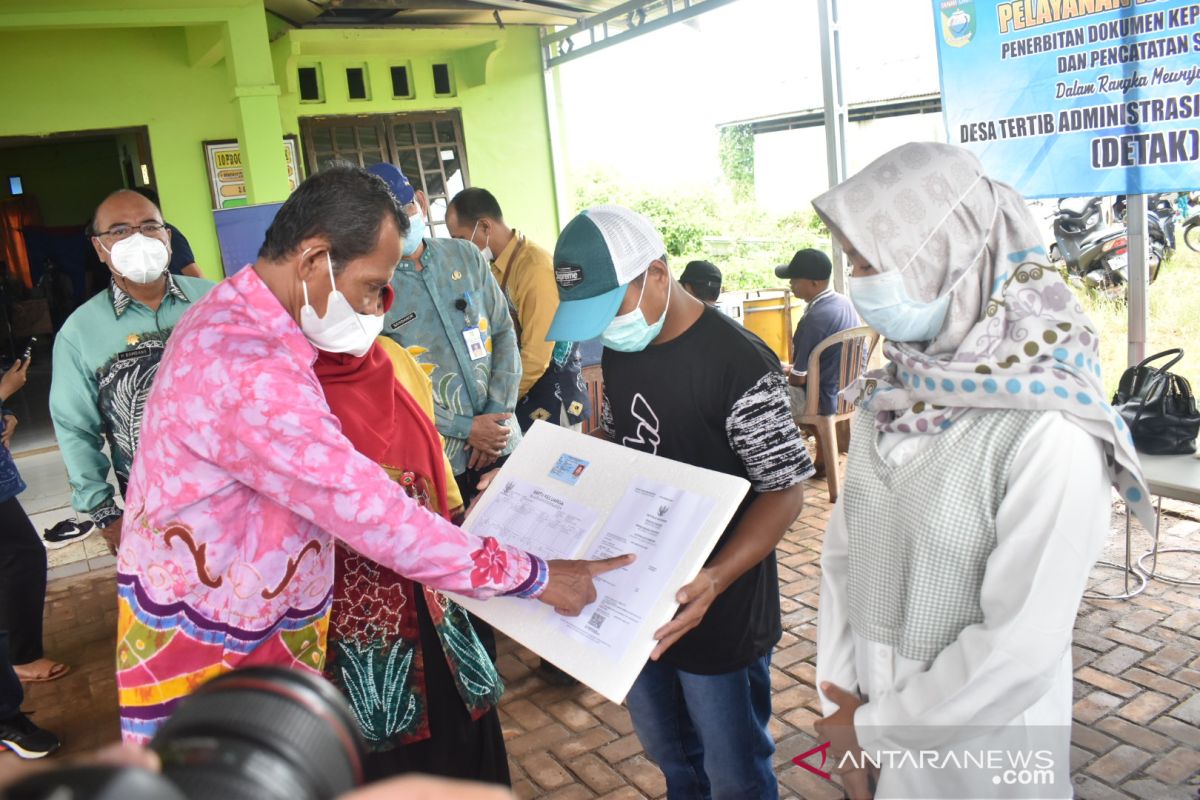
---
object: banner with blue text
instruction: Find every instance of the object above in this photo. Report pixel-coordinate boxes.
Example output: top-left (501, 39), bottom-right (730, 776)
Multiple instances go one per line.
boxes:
top-left (933, 0), bottom-right (1200, 198)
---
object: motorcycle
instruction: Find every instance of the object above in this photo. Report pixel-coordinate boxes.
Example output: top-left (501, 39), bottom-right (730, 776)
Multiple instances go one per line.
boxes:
top-left (1184, 210), bottom-right (1200, 252)
top-left (1150, 194), bottom-right (1177, 253)
top-left (1111, 195), bottom-right (1168, 281)
top-left (1049, 196), bottom-right (1133, 289)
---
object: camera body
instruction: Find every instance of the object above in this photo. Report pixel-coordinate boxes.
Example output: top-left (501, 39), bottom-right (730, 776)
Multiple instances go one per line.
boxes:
top-left (6, 667), bottom-right (365, 800)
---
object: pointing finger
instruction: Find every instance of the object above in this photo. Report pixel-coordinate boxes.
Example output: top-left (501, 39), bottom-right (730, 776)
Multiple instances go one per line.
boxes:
top-left (587, 553), bottom-right (636, 576)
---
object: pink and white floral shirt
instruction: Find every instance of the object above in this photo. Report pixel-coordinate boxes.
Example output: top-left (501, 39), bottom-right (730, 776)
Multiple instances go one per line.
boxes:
top-left (115, 266), bottom-right (544, 742)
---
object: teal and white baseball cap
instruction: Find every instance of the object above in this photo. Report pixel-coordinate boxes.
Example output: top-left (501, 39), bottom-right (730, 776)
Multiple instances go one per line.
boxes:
top-left (546, 205), bottom-right (667, 342)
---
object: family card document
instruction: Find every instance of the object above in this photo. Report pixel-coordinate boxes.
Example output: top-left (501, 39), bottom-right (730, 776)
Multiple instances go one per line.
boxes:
top-left (452, 421), bottom-right (750, 704)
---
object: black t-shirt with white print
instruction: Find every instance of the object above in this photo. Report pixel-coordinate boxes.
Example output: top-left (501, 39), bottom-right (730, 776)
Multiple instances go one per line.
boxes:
top-left (601, 306), bottom-right (814, 674)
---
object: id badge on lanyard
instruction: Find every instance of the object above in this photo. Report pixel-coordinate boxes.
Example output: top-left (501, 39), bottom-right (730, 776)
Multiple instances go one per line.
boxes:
top-left (460, 291), bottom-right (488, 360)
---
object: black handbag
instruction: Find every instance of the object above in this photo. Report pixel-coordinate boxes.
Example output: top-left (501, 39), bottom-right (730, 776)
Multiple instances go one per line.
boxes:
top-left (1112, 349), bottom-right (1200, 455)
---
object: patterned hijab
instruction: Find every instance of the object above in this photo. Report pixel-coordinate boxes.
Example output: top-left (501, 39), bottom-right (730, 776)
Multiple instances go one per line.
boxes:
top-left (812, 142), bottom-right (1153, 527)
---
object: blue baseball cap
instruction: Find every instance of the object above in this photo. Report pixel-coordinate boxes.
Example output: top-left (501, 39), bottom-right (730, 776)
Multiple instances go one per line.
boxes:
top-left (546, 206), bottom-right (666, 342)
top-left (366, 163), bottom-right (415, 206)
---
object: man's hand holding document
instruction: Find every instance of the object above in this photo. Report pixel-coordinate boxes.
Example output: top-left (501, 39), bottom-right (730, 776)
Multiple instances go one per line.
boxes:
top-left (452, 421), bottom-right (750, 703)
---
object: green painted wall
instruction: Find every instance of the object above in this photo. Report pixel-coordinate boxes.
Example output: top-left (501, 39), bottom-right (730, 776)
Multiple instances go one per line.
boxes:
top-left (0, 138), bottom-right (125, 227)
top-left (0, 13), bottom-right (559, 280)
top-left (273, 25), bottom-right (560, 247)
top-left (0, 26), bottom-right (239, 279)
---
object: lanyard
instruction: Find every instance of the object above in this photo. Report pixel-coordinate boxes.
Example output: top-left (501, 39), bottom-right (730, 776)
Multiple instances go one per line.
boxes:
top-left (498, 234), bottom-right (527, 295)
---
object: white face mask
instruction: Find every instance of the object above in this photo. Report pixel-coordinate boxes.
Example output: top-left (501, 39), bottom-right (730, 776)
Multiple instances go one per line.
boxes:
top-left (470, 220), bottom-right (494, 262)
top-left (102, 233), bottom-right (169, 284)
top-left (299, 253), bottom-right (384, 358)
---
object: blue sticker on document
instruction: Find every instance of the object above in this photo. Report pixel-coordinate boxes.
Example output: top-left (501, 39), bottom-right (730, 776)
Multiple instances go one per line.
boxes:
top-left (549, 454), bottom-right (589, 486)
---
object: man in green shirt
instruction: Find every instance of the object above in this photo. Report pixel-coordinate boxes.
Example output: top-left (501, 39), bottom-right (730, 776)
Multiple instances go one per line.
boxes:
top-left (50, 190), bottom-right (214, 553)
top-left (368, 164), bottom-right (522, 506)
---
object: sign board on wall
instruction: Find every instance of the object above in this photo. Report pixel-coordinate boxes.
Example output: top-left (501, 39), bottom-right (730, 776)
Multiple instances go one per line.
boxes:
top-left (213, 202), bottom-right (283, 277)
top-left (932, 0), bottom-right (1200, 198)
top-left (203, 137), bottom-right (301, 209)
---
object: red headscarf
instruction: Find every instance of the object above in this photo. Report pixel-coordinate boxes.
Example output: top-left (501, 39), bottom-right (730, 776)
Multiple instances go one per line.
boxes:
top-left (314, 342), bottom-right (451, 520)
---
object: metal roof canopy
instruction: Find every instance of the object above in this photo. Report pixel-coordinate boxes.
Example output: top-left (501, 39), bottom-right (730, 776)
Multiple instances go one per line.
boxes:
top-left (719, 94), bottom-right (943, 137)
top-left (539, 0), bottom-right (737, 68)
top-left (267, 0), bottom-right (745, 70)
top-left (265, 0), bottom-right (625, 28)
top-left (266, 0), bottom-right (738, 63)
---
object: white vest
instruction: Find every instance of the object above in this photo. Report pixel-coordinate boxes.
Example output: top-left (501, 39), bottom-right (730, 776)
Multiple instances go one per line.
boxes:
top-left (844, 407), bottom-right (1043, 662)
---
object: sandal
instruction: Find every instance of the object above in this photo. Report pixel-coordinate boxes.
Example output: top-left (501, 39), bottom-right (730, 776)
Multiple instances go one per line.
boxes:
top-left (13, 660), bottom-right (71, 684)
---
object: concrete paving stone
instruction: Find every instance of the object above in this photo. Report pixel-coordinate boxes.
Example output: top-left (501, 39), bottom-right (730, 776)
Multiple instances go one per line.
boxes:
top-left (1119, 667), bottom-right (1194, 699)
top-left (13, 492), bottom-right (1200, 798)
top-left (1074, 691), bottom-right (1124, 725)
top-left (613, 755), bottom-right (666, 798)
top-left (566, 753), bottom-right (624, 794)
top-left (1071, 722), bottom-right (1118, 755)
top-left (1144, 745), bottom-right (1200, 786)
top-left (1167, 692), bottom-right (1200, 726)
top-left (546, 700), bottom-right (599, 733)
top-left (1086, 744), bottom-right (1153, 784)
top-left (1074, 666), bottom-right (1139, 698)
top-left (1123, 778), bottom-right (1195, 800)
top-left (1091, 645), bottom-right (1147, 675)
top-left (1115, 691), bottom-right (1176, 725)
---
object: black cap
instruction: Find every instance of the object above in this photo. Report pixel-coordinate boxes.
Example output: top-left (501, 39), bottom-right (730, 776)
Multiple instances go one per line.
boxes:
top-left (775, 248), bottom-right (832, 281)
top-left (680, 260), bottom-right (722, 287)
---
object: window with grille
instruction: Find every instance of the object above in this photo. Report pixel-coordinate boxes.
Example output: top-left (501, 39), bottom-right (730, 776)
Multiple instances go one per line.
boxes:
top-left (299, 112), bottom-right (469, 238)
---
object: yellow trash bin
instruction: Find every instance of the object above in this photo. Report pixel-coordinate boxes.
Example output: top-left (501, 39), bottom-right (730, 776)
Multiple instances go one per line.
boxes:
top-left (732, 289), bottom-right (804, 363)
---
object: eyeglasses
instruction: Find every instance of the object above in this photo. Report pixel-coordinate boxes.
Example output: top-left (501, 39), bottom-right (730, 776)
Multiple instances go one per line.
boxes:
top-left (94, 222), bottom-right (168, 241)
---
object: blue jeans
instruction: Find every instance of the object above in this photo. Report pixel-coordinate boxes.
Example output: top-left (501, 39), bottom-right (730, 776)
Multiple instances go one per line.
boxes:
top-left (626, 654), bottom-right (777, 800)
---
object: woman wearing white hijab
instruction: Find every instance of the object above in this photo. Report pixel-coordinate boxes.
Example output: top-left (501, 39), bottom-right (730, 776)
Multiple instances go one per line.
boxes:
top-left (811, 142), bottom-right (1152, 799)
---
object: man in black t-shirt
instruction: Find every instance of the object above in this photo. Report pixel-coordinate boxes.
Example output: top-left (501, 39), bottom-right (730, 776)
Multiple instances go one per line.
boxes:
top-left (546, 206), bottom-right (813, 800)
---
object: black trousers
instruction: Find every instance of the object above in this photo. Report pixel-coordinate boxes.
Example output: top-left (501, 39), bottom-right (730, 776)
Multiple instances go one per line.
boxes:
top-left (453, 454), bottom-right (508, 508)
top-left (0, 632), bottom-right (23, 720)
top-left (0, 497), bottom-right (47, 666)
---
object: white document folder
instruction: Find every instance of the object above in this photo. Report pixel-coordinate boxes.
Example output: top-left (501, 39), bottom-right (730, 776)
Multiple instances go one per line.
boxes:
top-left (451, 420), bottom-right (751, 704)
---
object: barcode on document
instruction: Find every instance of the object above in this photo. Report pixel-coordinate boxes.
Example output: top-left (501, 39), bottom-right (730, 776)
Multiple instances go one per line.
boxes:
top-left (586, 612), bottom-right (606, 631)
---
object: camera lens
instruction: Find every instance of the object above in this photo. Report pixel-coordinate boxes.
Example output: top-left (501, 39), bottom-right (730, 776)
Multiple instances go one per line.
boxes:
top-left (151, 666), bottom-right (365, 800)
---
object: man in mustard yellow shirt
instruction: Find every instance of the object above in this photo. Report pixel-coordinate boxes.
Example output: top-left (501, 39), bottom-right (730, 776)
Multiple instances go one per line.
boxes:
top-left (447, 189), bottom-right (589, 433)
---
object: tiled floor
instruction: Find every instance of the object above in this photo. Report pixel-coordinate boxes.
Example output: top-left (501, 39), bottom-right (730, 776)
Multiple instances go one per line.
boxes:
top-left (2, 470), bottom-right (1198, 798)
top-left (11, 441), bottom-right (118, 578)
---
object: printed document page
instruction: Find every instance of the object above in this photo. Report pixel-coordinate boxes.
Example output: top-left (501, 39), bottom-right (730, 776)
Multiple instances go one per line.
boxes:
top-left (452, 421), bottom-right (749, 703)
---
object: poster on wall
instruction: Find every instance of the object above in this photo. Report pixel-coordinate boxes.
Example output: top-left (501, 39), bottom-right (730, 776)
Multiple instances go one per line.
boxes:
top-left (203, 136), bottom-right (301, 209)
top-left (932, 0), bottom-right (1200, 198)
top-left (213, 202), bottom-right (284, 277)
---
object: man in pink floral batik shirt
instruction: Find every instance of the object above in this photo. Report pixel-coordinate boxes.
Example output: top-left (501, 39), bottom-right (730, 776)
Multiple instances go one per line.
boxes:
top-left (115, 166), bottom-right (631, 743)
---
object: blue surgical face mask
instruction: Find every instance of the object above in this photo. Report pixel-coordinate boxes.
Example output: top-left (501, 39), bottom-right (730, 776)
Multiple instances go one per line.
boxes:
top-left (848, 269), bottom-right (951, 343)
top-left (601, 276), bottom-right (671, 352)
top-left (402, 208), bottom-right (426, 257)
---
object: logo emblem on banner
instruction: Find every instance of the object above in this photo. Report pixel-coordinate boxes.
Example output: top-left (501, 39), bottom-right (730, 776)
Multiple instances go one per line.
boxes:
top-left (940, 0), bottom-right (976, 47)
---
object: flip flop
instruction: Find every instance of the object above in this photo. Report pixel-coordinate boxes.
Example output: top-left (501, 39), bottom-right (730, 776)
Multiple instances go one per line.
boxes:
top-left (14, 662), bottom-right (70, 684)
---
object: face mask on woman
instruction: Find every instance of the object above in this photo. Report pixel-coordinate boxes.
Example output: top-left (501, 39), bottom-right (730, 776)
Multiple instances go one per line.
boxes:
top-left (848, 270), bottom-right (952, 343)
top-left (300, 253), bottom-right (385, 358)
top-left (601, 274), bottom-right (670, 352)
